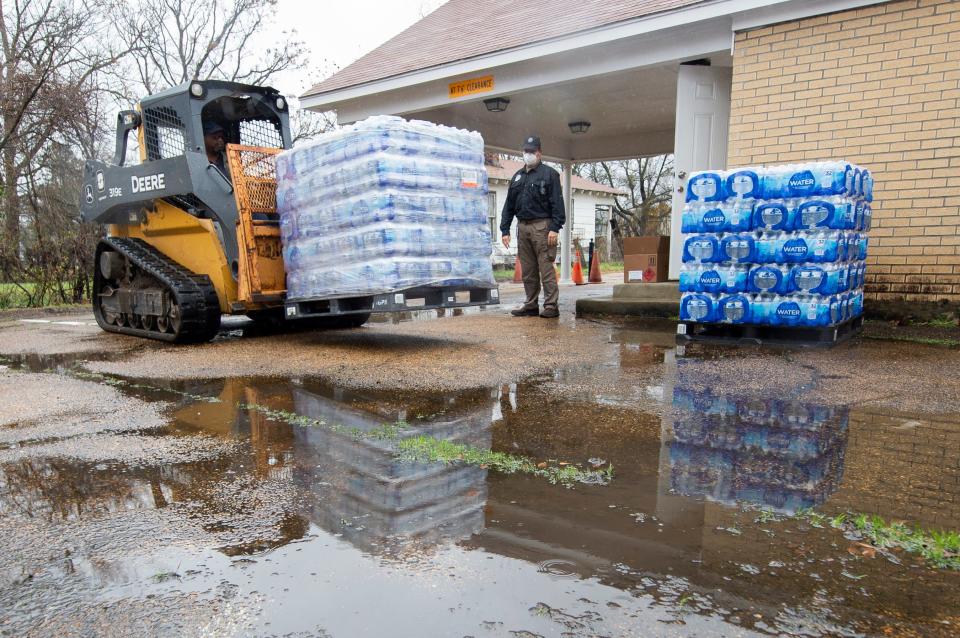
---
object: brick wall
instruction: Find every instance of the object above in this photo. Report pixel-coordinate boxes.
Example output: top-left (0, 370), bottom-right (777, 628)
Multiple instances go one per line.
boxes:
top-left (728, 0), bottom-right (960, 302)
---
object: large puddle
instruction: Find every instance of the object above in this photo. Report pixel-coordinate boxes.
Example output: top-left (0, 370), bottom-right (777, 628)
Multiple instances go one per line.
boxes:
top-left (1, 329), bottom-right (959, 636)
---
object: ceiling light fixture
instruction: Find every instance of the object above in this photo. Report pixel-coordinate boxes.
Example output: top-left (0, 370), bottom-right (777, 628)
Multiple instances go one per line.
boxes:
top-left (568, 120), bottom-right (591, 134)
top-left (483, 97), bottom-right (510, 112)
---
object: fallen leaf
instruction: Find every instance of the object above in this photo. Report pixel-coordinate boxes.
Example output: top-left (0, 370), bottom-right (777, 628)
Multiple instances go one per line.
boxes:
top-left (537, 462), bottom-right (547, 468)
top-left (559, 462), bottom-right (569, 466)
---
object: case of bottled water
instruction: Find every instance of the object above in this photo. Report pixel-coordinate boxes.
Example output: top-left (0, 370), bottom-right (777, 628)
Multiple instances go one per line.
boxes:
top-left (679, 264), bottom-right (748, 294)
top-left (679, 160), bottom-right (871, 329)
top-left (276, 115), bottom-right (496, 299)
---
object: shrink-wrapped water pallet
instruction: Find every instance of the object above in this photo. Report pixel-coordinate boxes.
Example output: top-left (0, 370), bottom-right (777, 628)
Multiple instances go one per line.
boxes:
top-left (679, 161), bottom-right (872, 328)
top-left (276, 116), bottom-right (496, 300)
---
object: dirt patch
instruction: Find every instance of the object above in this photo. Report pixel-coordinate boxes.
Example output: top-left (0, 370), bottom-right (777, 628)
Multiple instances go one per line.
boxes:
top-left (87, 314), bottom-right (620, 391)
top-left (0, 312), bottom-right (143, 357)
top-left (676, 338), bottom-right (960, 415)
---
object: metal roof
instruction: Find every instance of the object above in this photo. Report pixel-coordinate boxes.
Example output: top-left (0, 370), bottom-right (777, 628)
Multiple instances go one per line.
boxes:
top-left (302, 0), bottom-right (706, 98)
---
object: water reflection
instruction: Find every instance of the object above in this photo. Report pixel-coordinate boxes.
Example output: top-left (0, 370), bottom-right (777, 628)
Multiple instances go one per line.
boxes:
top-left (291, 382), bottom-right (492, 554)
top-left (668, 380), bottom-right (848, 513)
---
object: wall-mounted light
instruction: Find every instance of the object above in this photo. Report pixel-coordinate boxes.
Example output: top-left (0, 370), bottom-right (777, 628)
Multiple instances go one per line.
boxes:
top-left (483, 97), bottom-right (510, 112)
top-left (568, 120), bottom-right (591, 134)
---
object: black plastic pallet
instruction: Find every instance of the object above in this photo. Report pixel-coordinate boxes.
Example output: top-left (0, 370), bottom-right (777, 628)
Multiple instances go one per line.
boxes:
top-left (285, 285), bottom-right (500, 320)
top-left (676, 315), bottom-right (863, 348)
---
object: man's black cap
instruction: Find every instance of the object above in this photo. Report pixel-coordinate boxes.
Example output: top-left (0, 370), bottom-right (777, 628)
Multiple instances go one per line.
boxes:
top-left (522, 135), bottom-right (541, 152)
top-left (203, 120), bottom-right (225, 135)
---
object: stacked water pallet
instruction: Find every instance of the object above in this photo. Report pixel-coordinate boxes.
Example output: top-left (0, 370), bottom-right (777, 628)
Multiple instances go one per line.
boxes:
top-left (677, 161), bottom-right (872, 346)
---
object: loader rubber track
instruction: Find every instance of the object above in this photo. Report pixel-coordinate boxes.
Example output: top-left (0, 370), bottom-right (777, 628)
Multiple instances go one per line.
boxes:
top-left (93, 237), bottom-right (222, 343)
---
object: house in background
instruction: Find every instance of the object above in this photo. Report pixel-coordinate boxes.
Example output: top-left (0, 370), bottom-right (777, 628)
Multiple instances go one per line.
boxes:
top-left (483, 156), bottom-right (623, 265)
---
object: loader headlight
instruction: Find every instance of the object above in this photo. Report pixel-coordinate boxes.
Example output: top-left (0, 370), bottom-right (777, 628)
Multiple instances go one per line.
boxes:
top-left (275, 97), bottom-right (286, 111)
top-left (190, 82), bottom-right (205, 98)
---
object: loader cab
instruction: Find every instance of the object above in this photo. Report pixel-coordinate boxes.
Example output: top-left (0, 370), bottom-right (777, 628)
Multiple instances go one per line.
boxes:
top-left (139, 80), bottom-right (292, 163)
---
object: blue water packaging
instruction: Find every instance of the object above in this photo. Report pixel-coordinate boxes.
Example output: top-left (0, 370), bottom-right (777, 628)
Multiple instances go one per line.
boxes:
top-left (680, 293), bottom-right (719, 322)
top-left (761, 162), bottom-right (853, 199)
top-left (725, 169), bottom-right (763, 200)
top-left (680, 264), bottom-right (748, 294)
top-left (685, 171), bottom-right (725, 203)
top-left (682, 234), bottom-right (721, 263)
top-left (748, 265), bottom-right (793, 294)
top-left (753, 201), bottom-right (792, 232)
top-left (792, 197), bottom-right (855, 230)
top-left (756, 231), bottom-right (843, 264)
top-left (682, 201), bottom-right (753, 234)
top-left (719, 233), bottom-right (757, 264)
top-left (681, 160), bottom-right (870, 327)
top-left (717, 294), bottom-right (753, 323)
top-left (789, 264), bottom-right (847, 295)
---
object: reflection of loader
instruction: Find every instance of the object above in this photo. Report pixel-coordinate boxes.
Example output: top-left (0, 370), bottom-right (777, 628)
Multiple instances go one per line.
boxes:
top-left (79, 80), bottom-right (497, 343)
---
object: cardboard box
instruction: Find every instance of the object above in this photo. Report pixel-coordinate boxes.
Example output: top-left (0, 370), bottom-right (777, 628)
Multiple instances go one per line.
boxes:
top-left (622, 236), bottom-right (670, 283)
top-left (624, 253), bottom-right (669, 283)
top-left (623, 236), bottom-right (670, 256)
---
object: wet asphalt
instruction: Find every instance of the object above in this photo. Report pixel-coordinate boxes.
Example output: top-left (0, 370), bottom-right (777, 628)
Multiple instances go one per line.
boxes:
top-left (1, 281), bottom-right (959, 637)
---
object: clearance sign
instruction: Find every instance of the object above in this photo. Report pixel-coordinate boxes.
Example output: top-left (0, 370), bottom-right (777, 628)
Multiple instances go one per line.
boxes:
top-left (448, 75), bottom-right (494, 99)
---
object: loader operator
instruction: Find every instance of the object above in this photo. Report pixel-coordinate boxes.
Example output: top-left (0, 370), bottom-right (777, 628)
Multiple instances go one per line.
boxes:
top-left (203, 121), bottom-right (230, 180)
top-left (500, 135), bottom-right (565, 319)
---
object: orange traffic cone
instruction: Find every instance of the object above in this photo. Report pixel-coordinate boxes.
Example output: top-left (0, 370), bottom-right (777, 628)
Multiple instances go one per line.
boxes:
top-left (512, 255), bottom-right (523, 283)
top-left (572, 250), bottom-right (586, 285)
top-left (588, 249), bottom-right (603, 283)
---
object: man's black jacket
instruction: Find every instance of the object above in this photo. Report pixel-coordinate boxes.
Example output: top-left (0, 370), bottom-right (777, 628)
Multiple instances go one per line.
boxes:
top-left (499, 162), bottom-right (566, 236)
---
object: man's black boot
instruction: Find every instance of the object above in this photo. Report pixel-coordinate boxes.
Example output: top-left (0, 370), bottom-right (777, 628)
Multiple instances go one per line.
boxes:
top-left (539, 307), bottom-right (560, 318)
top-left (511, 307), bottom-right (540, 317)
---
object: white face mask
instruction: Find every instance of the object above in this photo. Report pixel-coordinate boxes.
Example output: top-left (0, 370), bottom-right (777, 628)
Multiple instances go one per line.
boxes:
top-left (523, 152), bottom-right (538, 166)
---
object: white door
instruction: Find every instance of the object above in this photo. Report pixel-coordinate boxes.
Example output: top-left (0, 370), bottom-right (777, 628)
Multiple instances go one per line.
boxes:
top-left (669, 65), bottom-right (732, 280)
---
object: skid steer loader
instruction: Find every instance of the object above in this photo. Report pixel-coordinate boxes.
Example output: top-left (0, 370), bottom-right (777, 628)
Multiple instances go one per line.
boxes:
top-left (80, 80), bottom-right (498, 344)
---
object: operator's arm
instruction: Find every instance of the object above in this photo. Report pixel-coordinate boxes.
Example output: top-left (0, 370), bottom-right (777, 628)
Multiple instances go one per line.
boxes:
top-left (548, 170), bottom-right (565, 233)
top-left (500, 181), bottom-right (518, 238)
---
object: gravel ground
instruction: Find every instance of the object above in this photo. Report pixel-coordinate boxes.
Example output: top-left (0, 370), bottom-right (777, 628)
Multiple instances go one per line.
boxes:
top-left (87, 312), bottom-right (621, 391)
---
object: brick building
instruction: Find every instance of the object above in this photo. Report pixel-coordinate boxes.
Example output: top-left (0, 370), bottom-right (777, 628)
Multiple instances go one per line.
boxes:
top-left (302, 0), bottom-right (959, 302)
top-left (728, 1), bottom-right (959, 302)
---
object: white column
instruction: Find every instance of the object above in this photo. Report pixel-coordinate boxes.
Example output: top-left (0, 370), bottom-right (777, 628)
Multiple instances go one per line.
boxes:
top-left (561, 162), bottom-right (573, 283)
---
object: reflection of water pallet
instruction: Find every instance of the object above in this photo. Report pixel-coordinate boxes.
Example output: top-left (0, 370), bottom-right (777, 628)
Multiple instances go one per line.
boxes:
top-left (676, 315), bottom-right (863, 348)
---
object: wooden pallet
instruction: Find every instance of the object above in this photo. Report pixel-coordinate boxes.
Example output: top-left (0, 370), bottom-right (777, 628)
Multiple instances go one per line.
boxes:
top-left (676, 315), bottom-right (863, 348)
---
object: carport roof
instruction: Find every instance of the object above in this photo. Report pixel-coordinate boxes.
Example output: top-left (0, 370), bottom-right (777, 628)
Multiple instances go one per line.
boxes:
top-left (302, 0), bottom-right (704, 98)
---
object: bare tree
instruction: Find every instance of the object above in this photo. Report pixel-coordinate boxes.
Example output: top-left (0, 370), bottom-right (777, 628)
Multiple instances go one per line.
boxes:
top-left (575, 156), bottom-right (674, 251)
top-left (1, 0), bottom-right (137, 261)
top-left (120, 0), bottom-right (307, 94)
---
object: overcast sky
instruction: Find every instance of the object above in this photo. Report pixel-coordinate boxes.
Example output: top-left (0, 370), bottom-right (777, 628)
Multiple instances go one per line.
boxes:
top-left (268, 0), bottom-right (449, 101)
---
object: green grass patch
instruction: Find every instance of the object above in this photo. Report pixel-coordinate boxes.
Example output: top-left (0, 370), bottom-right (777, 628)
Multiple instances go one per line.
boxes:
top-left (755, 506), bottom-right (960, 570)
top-left (241, 403), bottom-right (612, 488)
top-left (0, 281), bottom-right (89, 310)
top-left (920, 316), bottom-right (959, 329)
top-left (397, 435), bottom-right (613, 487)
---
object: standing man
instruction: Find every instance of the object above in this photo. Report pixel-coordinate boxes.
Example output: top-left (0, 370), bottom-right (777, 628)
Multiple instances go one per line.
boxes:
top-left (500, 136), bottom-right (566, 318)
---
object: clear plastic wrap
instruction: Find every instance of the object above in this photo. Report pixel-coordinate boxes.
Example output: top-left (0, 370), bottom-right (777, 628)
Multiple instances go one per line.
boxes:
top-left (276, 116), bottom-right (495, 300)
